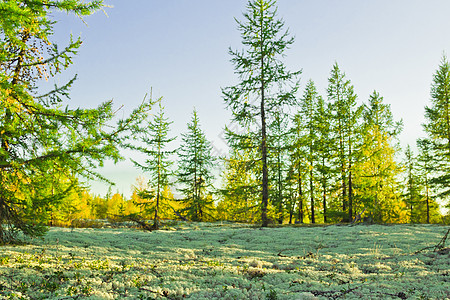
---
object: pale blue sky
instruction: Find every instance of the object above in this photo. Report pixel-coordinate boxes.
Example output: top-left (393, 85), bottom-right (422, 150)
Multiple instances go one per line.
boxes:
top-left (49, 0), bottom-right (450, 196)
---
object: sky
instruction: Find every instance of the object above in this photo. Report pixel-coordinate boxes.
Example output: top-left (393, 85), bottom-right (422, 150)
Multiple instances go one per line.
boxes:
top-left (48, 0), bottom-right (450, 197)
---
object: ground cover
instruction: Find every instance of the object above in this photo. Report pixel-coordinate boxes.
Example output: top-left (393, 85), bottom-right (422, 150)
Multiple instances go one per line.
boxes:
top-left (0, 223), bottom-right (448, 299)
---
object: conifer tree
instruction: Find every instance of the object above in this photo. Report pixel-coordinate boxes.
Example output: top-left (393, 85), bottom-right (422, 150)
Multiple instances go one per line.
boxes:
top-left (315, 95), bottom-right (333, 223)
top-left (416, 138), bottom-right (435, 224)
top-left (177, 109), bottom-right (215, 221)
top-left (289, 113), bottom-right (307, 223)
top-left (268, 109), bottom-right (290, 223)
top-left (222, 0), bottom-right (300, 226)
top-left (219, 148), bottom-right (260, 222)
top-left (356, 91), bottom-right (402, 222)
top-left (327, 63), bottom-right (361, 222)
top-left (298, 80), bottom-right (320, 223)
top-left (131, 100), bottom-right (175, 229)
top-left (284, 162), bottom-right (299, 224)
top-left (403, 145), bottom-right (422, 223)
top-left (0, 0), bottom-right (152, 243)
top-left (423, 55), bottom-right (450, 205)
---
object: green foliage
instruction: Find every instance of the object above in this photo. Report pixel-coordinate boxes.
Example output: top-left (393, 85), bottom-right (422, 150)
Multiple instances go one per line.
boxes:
top-left (423, 55), bottom-right (450, 204)
top-left (402, 145), bottom-right (423, 223)
top-left (177, 109), bottom-right (216, 221)
top-left (267, 108), bottom-right (291, 224)
top-left (131, 100), bottom-right (176, 228)
top-left (327, 63), bottom-right (362, 222)
top-left (0, 0), bottom-right (152, 243)
top-left (415, 138), bottom-right (442, 223)
top-left (355, 91), bottom-right (404, 223)
top-left (294, 80), bottom-right (321, 223)
top-left (222, 0), bottom-right (300, 226)
top-left (218, 148), bottom-right (261, 223)
top-left (0, 0), bottom-right (444, 232)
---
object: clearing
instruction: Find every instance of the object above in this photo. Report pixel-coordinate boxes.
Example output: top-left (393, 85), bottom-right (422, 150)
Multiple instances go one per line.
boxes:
top-left (0, 223), bottom-right (449, 299)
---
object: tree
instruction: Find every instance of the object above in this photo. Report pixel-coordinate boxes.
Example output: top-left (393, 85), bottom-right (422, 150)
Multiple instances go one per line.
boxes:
top-left (0, 0), bottom-right (152, 243)
top-left (356, 91), bottom-right (403, 222)
top-left (268, 108), bottom-right (290, 223)
top-left (327, 63), bottom-right (361, 222)
top-left (402, 145), bottom-right (422, 223)
top-left (297, 80), bottom-right (320, 223)
top-left (288, 113), bottom-right (307, 224)
top-left (423, 55), bottom-right (450, 206)
top-left (218, 148), bottom-right (260, 223)
top-left (417, 138), bottom-right (436, 224)
top-left (314, 95), bottom-right (333, 223)
top-left (131, 100), bottom-right (176, 229)
top-left (177, 109), bottom-right (215, 221)
top-left (222, 0), bottom-right (300, 226)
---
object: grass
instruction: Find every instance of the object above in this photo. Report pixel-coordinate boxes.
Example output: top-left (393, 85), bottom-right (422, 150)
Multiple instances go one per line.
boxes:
top-left (0, 222), bottom-right (449, 299)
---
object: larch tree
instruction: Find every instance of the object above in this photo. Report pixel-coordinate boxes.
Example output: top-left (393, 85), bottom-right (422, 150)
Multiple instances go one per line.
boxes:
top-left (0, 0), bottom-right (152, 243)
top-left (416, 138), bottom-right (436, 224)
top-left (356, 91), bottom-right (403, 222)
top-left (268, 108), bottom-right (290, 223)
top-left (423, 55), bottom-right (450, 208)
top-left (177, 109), bottom-right (215, 222)
top-left (327, 63), bottom-right (361, 222)
top-left (219, 147), bottom-right (260, 223)
top-left (297, 80), bottom-right (320, 223)
top-left (314, 95), bottom-right (333, 223)
top-left (222, 0), bottom-right (300, 227)
top-left (402, 145), bottom-right (422, 223)
top-left (131, 100), bottom-right (176, 229)
top-left (289, 112), bottom-right (307, 223)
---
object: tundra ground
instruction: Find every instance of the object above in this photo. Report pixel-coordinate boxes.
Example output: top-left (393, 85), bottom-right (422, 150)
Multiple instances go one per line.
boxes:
top-left (0, 223), bottom-right (449, 299)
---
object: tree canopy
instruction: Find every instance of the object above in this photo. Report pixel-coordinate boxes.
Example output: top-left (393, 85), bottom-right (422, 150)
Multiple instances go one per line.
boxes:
top-left (0, 0), bottom-right (152, 243)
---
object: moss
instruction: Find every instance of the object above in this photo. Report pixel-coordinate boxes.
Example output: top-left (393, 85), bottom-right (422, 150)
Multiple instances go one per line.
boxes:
top-left (0, 223), bottom-right (448, 299)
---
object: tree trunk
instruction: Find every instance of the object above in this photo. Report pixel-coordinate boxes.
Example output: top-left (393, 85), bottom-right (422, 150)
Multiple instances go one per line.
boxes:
top-left (426, 177), bottom-right (430, 224)
top-left (338, 119), bottom-right (347, 221)
top-left (322, 157), bottom-right (327, 223)
top-left (154, 153), bottom-right (161, 229)
top-left (289, 199), bottom-right (293, 224)
top-left (277, 150), bottom-right (283, 224)
top-left (260, 7), bottom-right (269, 227)
top-left (261, 100), bottom-right (269, 227)
top-left (348, 169), bottom-right (353, 222)
top-left (297, 172), bottom-right (303, 223)
top-left (310, 169), bottom-right (315, 223)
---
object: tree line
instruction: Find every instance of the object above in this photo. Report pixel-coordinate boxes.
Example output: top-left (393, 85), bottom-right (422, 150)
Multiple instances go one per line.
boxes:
top-left (0, 0), bottom-right (448, 243)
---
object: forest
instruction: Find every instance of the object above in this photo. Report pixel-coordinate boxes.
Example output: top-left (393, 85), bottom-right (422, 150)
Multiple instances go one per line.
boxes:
top-left (1, 1), bottom-right (450, 299)
top-left (1, 0), bottom-right (450, 246)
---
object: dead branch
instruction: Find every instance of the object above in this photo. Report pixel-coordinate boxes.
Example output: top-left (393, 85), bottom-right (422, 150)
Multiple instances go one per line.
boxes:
top-left (351, 208), bottom-right (366, 224)
top-left (293, 286), bottom-right (360, 299)
top-left (415, 228), bottom-right (450, 253)
top-left (171, 207), bottom-right (189, 221)
top-left (139, 287), bottom-right (176, 300)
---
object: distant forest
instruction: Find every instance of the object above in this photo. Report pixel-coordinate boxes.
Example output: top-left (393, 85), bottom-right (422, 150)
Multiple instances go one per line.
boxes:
top-left (1, 0), bottom-right (449, 243)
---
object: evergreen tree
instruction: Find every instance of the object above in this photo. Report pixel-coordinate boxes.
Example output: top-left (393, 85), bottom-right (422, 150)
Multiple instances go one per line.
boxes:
top-left (131, 100), bottom-right (176, 229)
top-left (268, 109), bottom-right (290, 223)
top-left (356, 91), bottom-right (403, 222)
top-left (289, 112), bottom-right (307, 223)
top-left (423, 55), bottom-right (450, 206)
top-left (416, 138), bottom-right (435, 224)
top-left (327, 63), bottom-right (361, 222)
top-left (298, 80), bottom-right (320, 223)
top-left (0, 0), bottom-right (151, 243)
top-left (177, 109), bottom-right (215, 221)
top-left (402, 145), bottom-right (422, 223)
top-left (222, 0), bottom-right (300, 226)
top-left (315, 95), bottom-right (333, 223)
top-left (284, 161), bottom-right (298, 224)
top-left (218, 148), bottom-right (260, 222)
